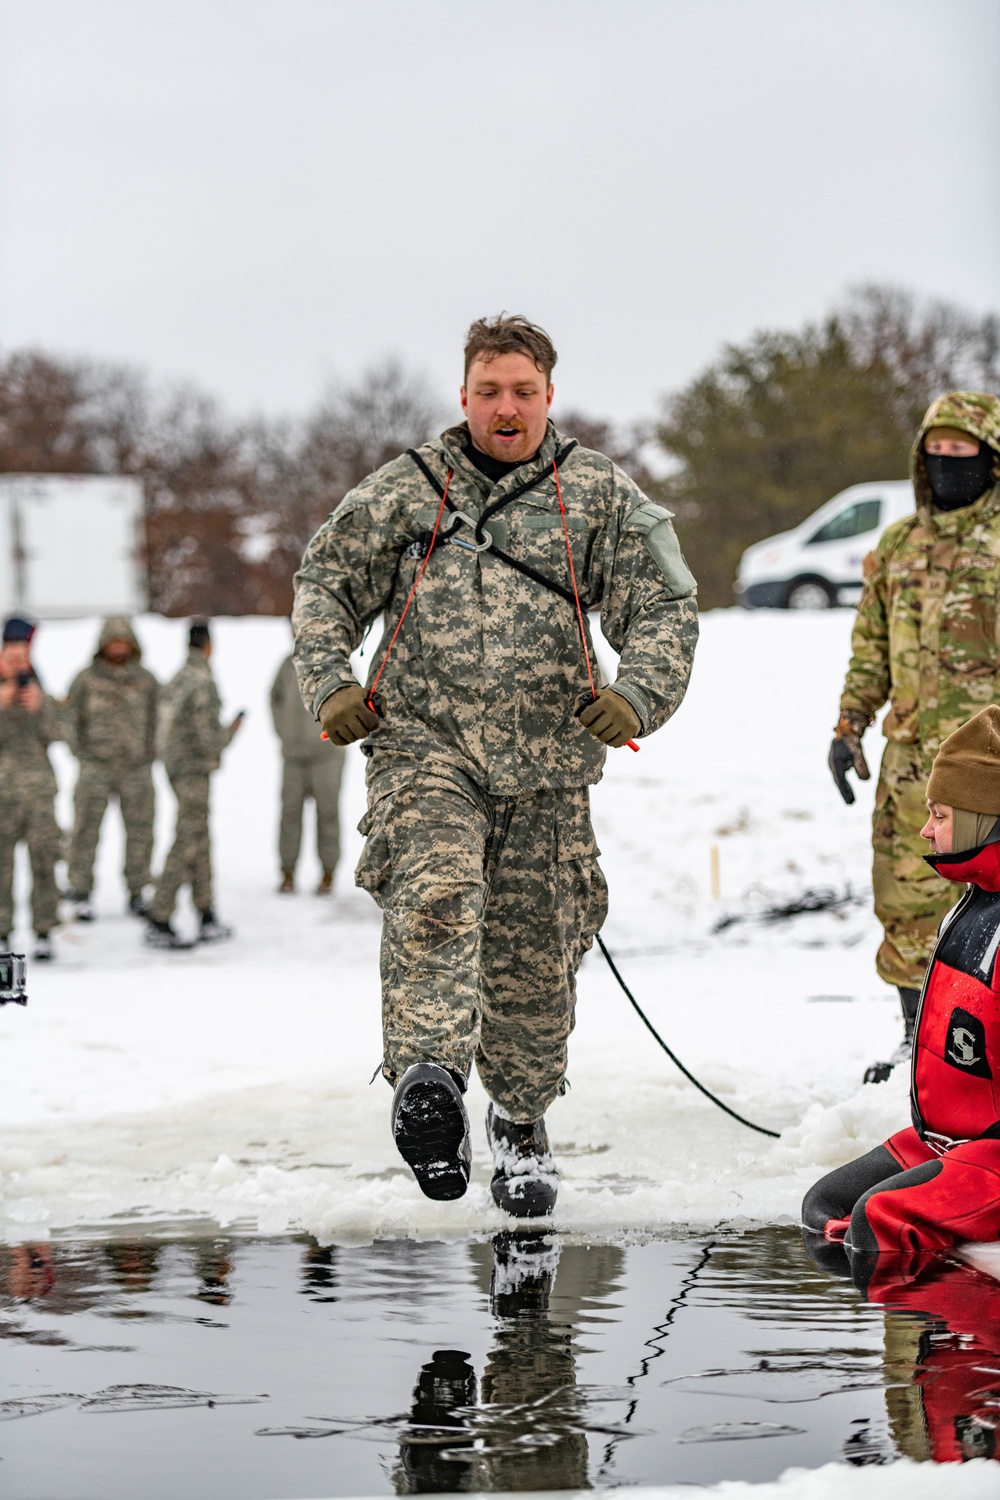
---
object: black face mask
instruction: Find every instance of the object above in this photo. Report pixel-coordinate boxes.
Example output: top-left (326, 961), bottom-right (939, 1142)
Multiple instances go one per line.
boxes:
top-left (924, 445), bottom-right (996, 511)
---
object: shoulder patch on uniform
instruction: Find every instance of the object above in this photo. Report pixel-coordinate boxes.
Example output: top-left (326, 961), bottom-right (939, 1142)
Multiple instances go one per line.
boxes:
top-left (625, 503), bottom-right (695, 599)
top-left (623, 500), bottom-right (675, 533)
top-left (861, 550), bottom-right (879, 580)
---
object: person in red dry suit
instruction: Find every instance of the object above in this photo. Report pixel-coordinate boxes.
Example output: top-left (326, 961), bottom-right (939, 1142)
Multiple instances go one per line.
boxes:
top-left (803, 705), bottom-right (1000, 1273)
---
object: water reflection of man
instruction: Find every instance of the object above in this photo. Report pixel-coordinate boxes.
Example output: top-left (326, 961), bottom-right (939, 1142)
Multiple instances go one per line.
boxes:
top-left (393, 1234), bottom-right (623, 1494)
top-left (194, 1240), bottom-right (234, 1306)
top-left (103, 1241), bottom-right (161, 1295)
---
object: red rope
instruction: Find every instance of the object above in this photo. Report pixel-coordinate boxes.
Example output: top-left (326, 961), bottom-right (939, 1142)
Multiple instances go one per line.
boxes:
top-left (553, 460), bottom-right (638, 752)
top-left (365, 468), bottom-right (453, 711)
top-left (553, 459), bottom-right (597, 700)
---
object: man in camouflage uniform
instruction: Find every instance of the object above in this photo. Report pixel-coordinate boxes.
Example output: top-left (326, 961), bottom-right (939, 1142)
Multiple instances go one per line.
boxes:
top-left (146, 620), bottom-right (242, 948)
top-left (270, 647), bottom-right (344, 894)
top-left (0, 616), bottom-right (63, 959)
top-left (830, 391), bottom-right (1000, 1080)
top-left (63, 616), bottom-right (159, 920)
top-left (294, 314), bottom-right (698, 1214)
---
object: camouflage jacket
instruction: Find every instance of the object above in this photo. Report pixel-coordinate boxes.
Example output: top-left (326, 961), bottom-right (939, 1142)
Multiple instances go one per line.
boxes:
top-left (0, 688), bottom-right (60, 799)
top-left (157, 650), bottom-right (235, 779)
top-left (293, 420), bottom-right (699, 794)
top-left (841, 392), bottom-right (1000, 754)
top-left (64, 645), bottom-right (158, 768)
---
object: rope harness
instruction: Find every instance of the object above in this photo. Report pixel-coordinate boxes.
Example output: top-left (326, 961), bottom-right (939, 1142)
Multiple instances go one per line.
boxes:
top-left (367, 446), bottom-right (636, 749)
top-left (361, 447), bottom-right (780, 1135)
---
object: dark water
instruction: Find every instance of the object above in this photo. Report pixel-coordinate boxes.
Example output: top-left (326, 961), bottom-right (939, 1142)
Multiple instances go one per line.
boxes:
top-left (2, 1227), bottom-right (998, 1499)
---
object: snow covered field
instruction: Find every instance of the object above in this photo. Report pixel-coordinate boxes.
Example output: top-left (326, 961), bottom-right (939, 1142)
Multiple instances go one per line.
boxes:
top-left (0, 609), bottom-right (994, 1263)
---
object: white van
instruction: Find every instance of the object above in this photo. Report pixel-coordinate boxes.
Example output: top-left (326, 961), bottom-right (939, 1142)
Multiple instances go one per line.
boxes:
top-left (735, 480), bottom-right (914, 609)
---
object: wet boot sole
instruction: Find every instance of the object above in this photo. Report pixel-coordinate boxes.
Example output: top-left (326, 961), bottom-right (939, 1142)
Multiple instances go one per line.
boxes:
top-left (393, 1077), bottom-right (470, 1201)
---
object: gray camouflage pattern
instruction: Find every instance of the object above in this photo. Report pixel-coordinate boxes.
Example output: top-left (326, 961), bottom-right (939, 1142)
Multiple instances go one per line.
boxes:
top-left (68, 762), bottom-right (155, 898)
top-left (0, 694), bottom-right (62, 933)
top-left (63, 618), bottom-right (158, 767)
top-left (293, 420), bottom-right (698, 795)
top-left (157, 651), bottom-right (235, 779)
top-left (149, 773), bottom-right (213, 920)
top-left (356, 763), bottom-right (608, 1123)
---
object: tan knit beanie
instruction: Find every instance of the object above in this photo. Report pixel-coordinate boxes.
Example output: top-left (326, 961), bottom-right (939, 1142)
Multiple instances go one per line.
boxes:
top-left (927, 706), bottom-right (1000, 814)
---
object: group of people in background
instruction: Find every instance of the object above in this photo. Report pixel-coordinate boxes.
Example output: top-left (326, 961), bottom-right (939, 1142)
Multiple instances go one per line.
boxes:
top-left (0, 616), bottom-right (340, 960)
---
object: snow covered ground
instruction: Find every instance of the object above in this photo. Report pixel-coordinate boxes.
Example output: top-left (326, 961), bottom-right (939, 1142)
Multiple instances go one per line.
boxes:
top-left (0, 608), bottom-right (995, 1265)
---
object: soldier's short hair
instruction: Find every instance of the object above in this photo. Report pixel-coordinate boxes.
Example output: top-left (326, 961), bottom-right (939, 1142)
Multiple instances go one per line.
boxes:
top-left (464, 314), bottom-right (557, 383)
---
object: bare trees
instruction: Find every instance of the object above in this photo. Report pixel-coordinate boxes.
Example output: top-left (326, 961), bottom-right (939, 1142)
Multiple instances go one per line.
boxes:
top-left (3, 283), bottom-right (996, 616)
top-left (0, 350), bottom-right (443, 617)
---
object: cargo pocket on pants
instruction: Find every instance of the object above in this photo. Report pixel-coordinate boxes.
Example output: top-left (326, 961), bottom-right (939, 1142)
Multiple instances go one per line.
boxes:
top-left (355, 799), bottom-right (392, 906)
top-left (555, 793), bottom-right (609, 956)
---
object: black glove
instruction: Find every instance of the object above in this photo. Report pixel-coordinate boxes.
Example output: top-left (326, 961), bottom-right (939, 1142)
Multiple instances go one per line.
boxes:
top-left (828, 711), bottom-right (871, 805)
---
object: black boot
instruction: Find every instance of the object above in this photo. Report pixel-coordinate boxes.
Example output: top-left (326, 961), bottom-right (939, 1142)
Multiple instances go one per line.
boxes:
top-left (490, 1230), bottom-right (560, 1316)
top-left (863, 985), bottom-right (921, 1084)
top-left (198, 909), bottom-right (233, 943)
top-left (391, 1063), bottom-right (471, 1201)
top-left (486, 1104), bottom-right (558, 1218)
top-left (144, 917), bottom-right (192, 951)
top-left (397, 1350), bottom-right (476, 1491)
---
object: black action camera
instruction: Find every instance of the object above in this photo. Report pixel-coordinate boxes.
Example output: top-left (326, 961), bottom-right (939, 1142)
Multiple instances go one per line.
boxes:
top-left (0, 953), bottom-right (27, 1006)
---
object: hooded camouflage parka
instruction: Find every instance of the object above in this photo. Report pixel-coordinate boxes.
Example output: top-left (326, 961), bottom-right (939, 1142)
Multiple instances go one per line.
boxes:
top-left (841, 391), bottom-right (1000, 749)
top-left (292, 420), bottom-right (699, 794)
top-left (839, 391), bottom-right (1000, 989)
top-left (63, 617), bottom-right (159, 767)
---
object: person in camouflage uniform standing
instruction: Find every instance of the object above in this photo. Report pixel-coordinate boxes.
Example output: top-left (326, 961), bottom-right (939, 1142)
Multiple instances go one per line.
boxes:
top-left (830, 391), bottom-right (1000, 1081)
top-left (0, 617), bottom-right (63, 959)
top-left (294, 314), bottom-right (698, 1215)
top-left (63, 617), bottom-right (159, 920)
top-left (270, 648), bottom-right (344, 894)
top-left (146, 620), bottom-right (243, 948)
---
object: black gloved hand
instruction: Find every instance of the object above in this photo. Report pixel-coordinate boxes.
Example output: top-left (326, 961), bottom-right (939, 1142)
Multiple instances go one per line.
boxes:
top-left (828, 711), bottom-right (871, 805)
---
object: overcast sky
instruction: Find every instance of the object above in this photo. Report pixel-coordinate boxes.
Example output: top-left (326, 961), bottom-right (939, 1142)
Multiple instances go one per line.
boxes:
top-left (1, 0), bottom-right (997, 426)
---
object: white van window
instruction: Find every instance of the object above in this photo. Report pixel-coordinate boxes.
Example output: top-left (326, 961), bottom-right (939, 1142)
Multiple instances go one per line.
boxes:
top-left (807, 498), bottom-right (882, 545)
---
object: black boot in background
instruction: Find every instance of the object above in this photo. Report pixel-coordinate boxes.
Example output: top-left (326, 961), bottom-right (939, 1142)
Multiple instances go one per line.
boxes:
top-left (863, 985), bottom-right (921, 1084)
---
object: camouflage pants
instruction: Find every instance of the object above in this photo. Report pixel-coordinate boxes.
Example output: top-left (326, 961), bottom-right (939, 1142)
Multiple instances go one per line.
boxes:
top-left (356, 765), bottom-right (608, 1122)
top-left (150, 773), bottom-right (213, 921)
top-left (0, 786), bottom-right (61, 935)
top-left (68, 760), bottom-right (155, 897)
top-left (279, 752), bottom-right (343, 874)
top-left (873, 740), bottom-right (959, 989)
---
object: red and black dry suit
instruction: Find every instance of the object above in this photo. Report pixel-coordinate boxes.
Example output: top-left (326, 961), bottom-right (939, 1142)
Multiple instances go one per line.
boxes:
top-left (866, 1256), bottom-right (1000, 1463)
top-left (803, 834), bottom-right (1000, 1258)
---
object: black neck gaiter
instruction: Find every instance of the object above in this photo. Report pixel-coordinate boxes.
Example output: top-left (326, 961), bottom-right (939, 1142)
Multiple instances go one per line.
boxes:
top-left (925, 446), bottom-right (996, 511)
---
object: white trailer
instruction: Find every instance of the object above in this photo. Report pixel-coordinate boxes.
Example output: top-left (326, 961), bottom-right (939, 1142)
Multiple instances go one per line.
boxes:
top-left (0, 474), bottom-right (147, 619)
